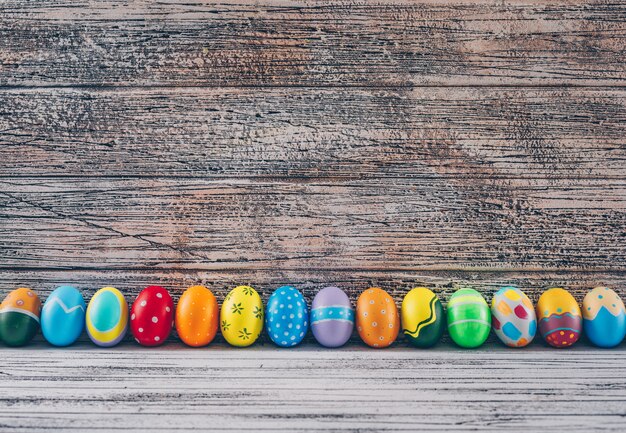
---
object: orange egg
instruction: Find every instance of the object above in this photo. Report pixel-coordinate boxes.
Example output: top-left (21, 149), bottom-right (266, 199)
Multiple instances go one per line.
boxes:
top-left (356, 287), bottom-right (399, 348)
top-left (175, 285), bottom-right (219, 347)
top-left (1, 287), bottom-right (41, 314)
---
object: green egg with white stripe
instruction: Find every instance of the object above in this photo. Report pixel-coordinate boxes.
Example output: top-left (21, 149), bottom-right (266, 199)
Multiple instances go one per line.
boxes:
top-left (446, 288), bottom-right (491, 348)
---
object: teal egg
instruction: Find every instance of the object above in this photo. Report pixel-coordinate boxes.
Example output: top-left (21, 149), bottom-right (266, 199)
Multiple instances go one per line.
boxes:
top-left (86, 287), bottom-right (128, 347)
top-left (41, 286), bottom-right (86, 347)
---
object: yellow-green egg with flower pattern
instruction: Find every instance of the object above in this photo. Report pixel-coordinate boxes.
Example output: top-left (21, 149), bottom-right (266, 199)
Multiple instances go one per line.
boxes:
top-left (220, 286), bottom-right (264, 347)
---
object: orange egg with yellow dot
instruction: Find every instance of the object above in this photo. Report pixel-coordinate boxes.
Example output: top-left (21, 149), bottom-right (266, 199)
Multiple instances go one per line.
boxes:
top-left (175, 285), bottom-right (219, 347)
top-left (356, 287), bottom-right (399, 348)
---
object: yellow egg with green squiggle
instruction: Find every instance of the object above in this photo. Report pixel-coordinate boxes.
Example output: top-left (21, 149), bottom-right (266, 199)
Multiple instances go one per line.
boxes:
top-left (401, 287), bottom-right (444, 348)
top-left (220, 286), bottom-right (263, 347)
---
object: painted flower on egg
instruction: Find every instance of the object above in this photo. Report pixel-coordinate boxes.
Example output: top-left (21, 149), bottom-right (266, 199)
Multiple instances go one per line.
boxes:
top-left (220, 285), bottom-right (264, 347)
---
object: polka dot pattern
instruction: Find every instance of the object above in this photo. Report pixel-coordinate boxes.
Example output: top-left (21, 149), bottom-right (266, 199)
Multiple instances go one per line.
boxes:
top-left (536, 288), bottom-right (582, 348)
top-left (266, 286), bottom-right (309, 348)
top-left (130, 286), bottom-right (174, 347)
top-left (175, 285), bottom-right (219, 348)
top-left (356, 288), bottom-right (399, 348)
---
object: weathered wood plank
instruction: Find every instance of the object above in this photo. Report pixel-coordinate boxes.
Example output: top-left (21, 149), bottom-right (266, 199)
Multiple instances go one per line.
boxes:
top-left (1, 176), bottom-right (625, 273)
top-left (1, 87), bottom-right (625, 178)
top-left (2, 1), bottom-right (625, 431)
top-left (1, 269), bottom-right (625, 309)
top-left (1, 343), bottom-right (625, 431)
top-left (1, 0), bottom-right (626, 87)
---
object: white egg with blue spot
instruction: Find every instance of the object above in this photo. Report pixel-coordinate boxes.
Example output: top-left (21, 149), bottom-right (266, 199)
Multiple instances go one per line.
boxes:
top-left (265, 286), bottom-right (308, 347)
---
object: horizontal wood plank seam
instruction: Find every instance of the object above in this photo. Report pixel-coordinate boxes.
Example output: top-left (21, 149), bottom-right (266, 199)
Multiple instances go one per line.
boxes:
top-left (2, 84), bottom-right (626, 90)
top-left (3, 267), bottom-right (626, 274)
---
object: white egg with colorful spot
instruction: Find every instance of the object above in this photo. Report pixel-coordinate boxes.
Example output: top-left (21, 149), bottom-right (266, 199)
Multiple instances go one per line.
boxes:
top-left (491, 286), bottom-right (536, 348)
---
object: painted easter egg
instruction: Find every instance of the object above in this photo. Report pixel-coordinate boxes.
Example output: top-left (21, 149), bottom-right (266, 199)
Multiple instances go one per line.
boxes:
top-left (266, 286), bottom-right (309, 348)
top-left (41, 286), bottom-right (86, 347)
top-left (491, 286), bottom-right (536, 348)
top-left (220, 285), bottom-right (264, 347)
top-left (86, 287), bottom-right (129, 347)
top-left (311, 286), bottom-right (354, 348)
top-left (447, 288), bottom-right (491, 348)
top-left (583, 287), bottom-right (626, 348)
top-left (175, 285), bottom-right (219, 347)
top-left (536, 288), bottom-right (582, 348)
top-left (356, 288), bottom-right (399, 348)
top-left (130, 286), bottom-right (174, 347)
top-left (401, 287), bottom-right (444, 348)
top-left (0, 288), bottom-right (41, 346)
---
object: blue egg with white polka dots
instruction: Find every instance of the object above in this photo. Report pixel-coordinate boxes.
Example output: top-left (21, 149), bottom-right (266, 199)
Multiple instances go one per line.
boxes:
top-left (265, 286), bottom-right (309, 348)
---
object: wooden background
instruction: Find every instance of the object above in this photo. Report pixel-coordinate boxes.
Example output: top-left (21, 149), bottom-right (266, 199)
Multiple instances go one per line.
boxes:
top-left (1, 0), bottom-right (626, 431)
top-left (2, 0), bottom-right (626, 308)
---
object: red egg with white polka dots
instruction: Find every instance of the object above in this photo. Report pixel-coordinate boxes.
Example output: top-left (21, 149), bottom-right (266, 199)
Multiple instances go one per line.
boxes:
top-left (130, 286), bottom-right (174, 347)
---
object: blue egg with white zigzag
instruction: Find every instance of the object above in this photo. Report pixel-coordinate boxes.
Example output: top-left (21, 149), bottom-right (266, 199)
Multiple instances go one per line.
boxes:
top-left (583, 287), bottom-right (626, 348)
top-left (265, 286), bottom-right (309, 347)
top-left (41, 286), bottom-right (86, 347)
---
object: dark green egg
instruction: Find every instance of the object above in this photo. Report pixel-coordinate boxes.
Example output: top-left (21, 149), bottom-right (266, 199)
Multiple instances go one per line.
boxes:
top-left (401, 287), bottom-right (445, 348)
top-left (0, 288), bottom-right (41, 346)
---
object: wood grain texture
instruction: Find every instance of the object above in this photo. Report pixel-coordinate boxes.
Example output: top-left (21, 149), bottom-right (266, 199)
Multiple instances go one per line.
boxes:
top-left (1, 343), bottom-right (626, 432)
top-left (1, 0), bottom-right (626, 87)
top-left (1, 87), bottom-right (625, 178)
top-left (1, 176), bottom-right (625, 274)
top-left (2, 0), bottom-right (626, 430)
top-left (4, 269), bottom-right (626, 308)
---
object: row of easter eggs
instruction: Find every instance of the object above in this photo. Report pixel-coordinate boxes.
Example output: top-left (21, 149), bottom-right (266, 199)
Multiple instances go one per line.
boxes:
top-left (0, 285), bottom-right (624, 349)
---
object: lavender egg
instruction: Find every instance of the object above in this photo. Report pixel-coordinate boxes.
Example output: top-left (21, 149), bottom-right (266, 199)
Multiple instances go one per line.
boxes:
top-left (311, 286), bottom-right (354, 348)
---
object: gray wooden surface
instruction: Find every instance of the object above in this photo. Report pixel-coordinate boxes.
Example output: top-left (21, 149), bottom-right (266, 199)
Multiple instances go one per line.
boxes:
top-left (2, 342), bottom-right (626, 432)
top-left (1, 0), bottom-right (626, 431)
